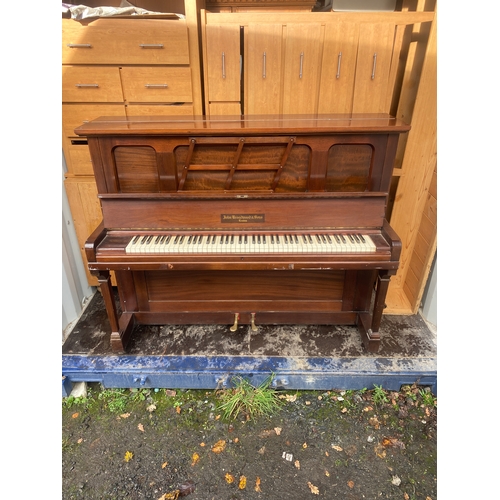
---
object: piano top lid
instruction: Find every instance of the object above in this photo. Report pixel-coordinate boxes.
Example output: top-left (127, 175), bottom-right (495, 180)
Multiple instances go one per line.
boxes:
top-left (74, 113), bottom-right (410, 137)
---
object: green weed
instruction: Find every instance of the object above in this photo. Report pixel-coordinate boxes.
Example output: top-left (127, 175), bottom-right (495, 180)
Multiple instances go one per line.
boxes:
top-left (419, 388), bottom-right (437, 407)
top-left (372, 384), bottom-right (389, 405)
top-left (217, 374), bottom-right (282, 421)
top-left (98, 388), bottom-right (129, 413)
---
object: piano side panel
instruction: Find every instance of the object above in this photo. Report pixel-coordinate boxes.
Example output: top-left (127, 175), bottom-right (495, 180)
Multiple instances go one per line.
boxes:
top-left (99, 196), bottom-right (387, 230)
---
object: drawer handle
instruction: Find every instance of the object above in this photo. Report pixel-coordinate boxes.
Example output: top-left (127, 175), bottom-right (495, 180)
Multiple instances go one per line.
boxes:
top-left (144, 84), bottom-right (169, 88)
top-left (75, 84), bottom-right (99, 88)
top-left (371, 53), bottom-right (377, 80)
top-left (299, 52), bottom-right (304, 79)
top-left (222, 52), bottom-right (226, 79)
top-left (67, 43), bottom-right (92, 48)
top-left (139, 44), bottom-right (164, 49)
top-left (336, 52), bottom-right (342, 79)
top-left (262, 52), bottom-right (266, 79)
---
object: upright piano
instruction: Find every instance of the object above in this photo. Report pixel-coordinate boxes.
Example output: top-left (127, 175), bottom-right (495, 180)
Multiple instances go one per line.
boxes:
top-left (77, 114), bottom-right (410, 353)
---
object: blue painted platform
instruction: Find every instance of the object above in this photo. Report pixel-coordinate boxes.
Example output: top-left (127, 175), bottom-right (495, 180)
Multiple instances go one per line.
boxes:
top-left (62, 292), bottom-right (437, 396)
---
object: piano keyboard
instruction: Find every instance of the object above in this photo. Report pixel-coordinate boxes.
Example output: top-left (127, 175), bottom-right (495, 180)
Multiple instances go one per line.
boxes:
top-left (125, 233), bottom-right (376, 254)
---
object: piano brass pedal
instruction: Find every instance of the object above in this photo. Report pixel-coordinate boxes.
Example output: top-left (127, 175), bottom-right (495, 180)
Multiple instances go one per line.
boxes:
top-left (250, 313), bottom-right (258, 332)
top-left (230, 313), bottom-right (239, 332)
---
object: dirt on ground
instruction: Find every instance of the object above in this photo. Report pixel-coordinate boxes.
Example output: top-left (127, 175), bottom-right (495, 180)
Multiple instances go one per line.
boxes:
top-left (62, 382), bottom-right (437, 500)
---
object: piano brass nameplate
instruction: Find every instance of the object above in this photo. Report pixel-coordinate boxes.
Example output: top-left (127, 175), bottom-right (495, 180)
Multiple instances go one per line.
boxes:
top-left (221, 214), bottom-right (265, 223)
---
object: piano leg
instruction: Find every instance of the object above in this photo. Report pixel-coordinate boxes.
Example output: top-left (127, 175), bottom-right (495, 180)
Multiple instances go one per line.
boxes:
top-left (95, 270), bottom-right (134, 352)
top-left (357, 271), bottom-right (392, 352)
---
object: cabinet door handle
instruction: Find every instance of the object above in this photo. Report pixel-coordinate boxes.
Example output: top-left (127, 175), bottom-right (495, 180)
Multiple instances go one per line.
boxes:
top-left (262, 52), bottom-right (266, 79)
top-left (371, 53), bottom-right (377, 80)
top-left (145, 84), bottom-right (169, 88)
top-left (139, 44), bottom-right (164, 49)
top-left (67, 43), bottom-right (92, 48)
top-left (299, 52), bottom-right (304, 79)
top-left (336, 52), bottom-right (342, 79)
top-left (222, 52), bottom-right (226, 79)
top-left (75, 84), bottom-right (99, 88)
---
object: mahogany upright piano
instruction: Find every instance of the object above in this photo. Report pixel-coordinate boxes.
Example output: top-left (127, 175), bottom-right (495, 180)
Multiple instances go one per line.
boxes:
top-left (77, 114), bottom-right (410, 353)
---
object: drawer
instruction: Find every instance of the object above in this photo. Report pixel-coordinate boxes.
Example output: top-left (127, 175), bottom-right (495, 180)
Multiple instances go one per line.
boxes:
top-left (120, 67), bottom-right (193, 103)
top-left (62, 104), bottom-right (126, 137)
top-left (65, 141), bottom-right (93, 176)
top-left (62, 66), bottom-right (123, 102)
top-left (125, 104), bottom-right (194, 117)
top-left (62, 18), bottom-right (190, 65)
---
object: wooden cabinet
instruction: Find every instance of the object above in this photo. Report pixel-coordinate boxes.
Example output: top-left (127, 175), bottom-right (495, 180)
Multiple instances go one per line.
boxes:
top-left (203, 11), bottom-right (433, 117)
top-left (62, 10), bottom-right (203, 286)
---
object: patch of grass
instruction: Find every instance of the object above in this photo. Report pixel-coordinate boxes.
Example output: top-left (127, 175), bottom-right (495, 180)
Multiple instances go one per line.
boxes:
top-left (372, 384), bottom-right (389, 405)
top-left (97, 388), bottom-right (129, 413)
top-left (419, 388), bottom-right (437, 407)
top-left (217, 374), bottom-right (282, 421)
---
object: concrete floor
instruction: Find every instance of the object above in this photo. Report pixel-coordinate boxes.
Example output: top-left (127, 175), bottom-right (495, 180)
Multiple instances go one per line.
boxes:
top-left (62, 291), bottom-right (437, 394)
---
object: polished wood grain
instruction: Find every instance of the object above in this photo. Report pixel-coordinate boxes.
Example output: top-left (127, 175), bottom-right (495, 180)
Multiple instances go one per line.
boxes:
top-left (80, 114), bottom-right (408, 353)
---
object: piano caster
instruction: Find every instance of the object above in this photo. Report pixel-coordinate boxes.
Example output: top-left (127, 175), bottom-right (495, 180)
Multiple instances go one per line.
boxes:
top-left (230, 313), bottom-right (239, 332)
top-left (251, 313), bottom-right (258, 332)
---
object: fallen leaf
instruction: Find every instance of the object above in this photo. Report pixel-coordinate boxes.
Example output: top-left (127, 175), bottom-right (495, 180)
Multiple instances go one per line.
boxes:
top-left (341, 407), bottom-right (348, 413)
top-left (77, 438), bottom-right (83, 444)
top-left (279, 394), bottom-right (297, 402)
top-left (307, 482), bottom-right (319, 495)
top-left (294, 460), bottom-right (300, 469)
top-left (191, 452), bottom-right (200, 466)
top-left (225, 473), bottom-right (235, 484)
top-left (325, 451), bottom-right (329, 456)
top-left (138, 423), bottom-right (144, 432)
top-left (212, 440), bottom-right (226, 454)
top-left (161, 461), bottom-right (168, 469)
top-left (200, 442), bottom-right (205, 447)
top-left (331, 445), bottom-right (343, 452)
top-left (274, 427), bottom-right (282, 435)
top-left (374, 444), bottom-right (386, 459)
top-left (120, 413), bottom-right (131, 419)
top-left (238, 475), bottom-right (247, 490)
top-left (347, 480), bottom-right (355, 489)
top-left (258, 446), bottom-right (266, 454)
top-left (255, 477), bottom-right (262, 492)
top-left (404, 494), bottom-right (410, 500)
top-left (302, 442), bottom-right (308, 449)
top-left (157, 490), bottom-right (179, 500)
top-left (165, 389), bottom-right (176, 397)
top-left (305, 401), bottom-right (311, 405)
top-left (72, 412), bottom-right (79, 419)
top-left (391, 475), bottom-right (401, 486)
top-left (233, 438), bottom-right (239, 443)
top-left (325, 470), bottom-right (330, 477)
top-left (369, 416), bottom-right (381, 429)
top-left (381, 437), bottom-right (406, 449)
top-left (124, 451), bottom-right (134, 462)
top-left (176, 406), bottom-right (181, 414)
top-left (363, 406), bottom-right (373, 412)
top-left (259, 429), bottom-right (275, 438)
top-left (147, 404), bottom-right (157, 413)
